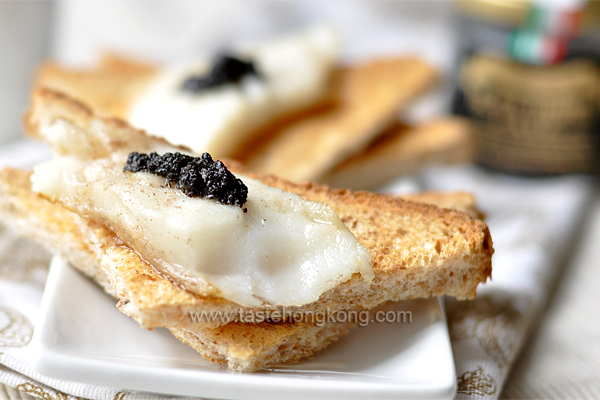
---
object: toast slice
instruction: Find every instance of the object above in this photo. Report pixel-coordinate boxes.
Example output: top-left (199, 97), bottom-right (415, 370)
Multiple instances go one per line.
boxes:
top-left (18, 89), bottom-right (492, 330)
top-left (321, 118), bottom-right (476, 191)
top-left (36, 55), bottom-right (437, 184)
top-left (36, 54), bottom-right (157, 119)
top-left (36, 24), bottom-right (342, 160)
top-left (0, 165), bottom-right (479, 371)
top-left (240, 58), bottom-right (437, 182)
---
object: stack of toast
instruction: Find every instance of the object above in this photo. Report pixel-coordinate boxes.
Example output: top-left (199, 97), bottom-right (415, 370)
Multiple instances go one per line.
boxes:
top-left (0, 29), bottom-right (493, 372)
top-left (0, 89), bottom-right (492, 371)
top-left (36, 52), bottom-right (474, 189)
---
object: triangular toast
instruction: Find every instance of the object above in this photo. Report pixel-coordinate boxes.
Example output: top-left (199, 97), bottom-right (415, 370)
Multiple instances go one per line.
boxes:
top-left (0, 166), bottom-right (483, 372)
top-left (36, 54), bottom-right (438, 183)
top-left (0, 89), bottom-right (492, 370)
top-left (21, 89), bottom-right (492, 326)
top-left (321, 118), bottom-right (476, 191)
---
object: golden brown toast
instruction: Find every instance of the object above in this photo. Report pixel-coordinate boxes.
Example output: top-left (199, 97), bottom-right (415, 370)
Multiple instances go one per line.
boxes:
top-left (36, 55), bottom-right (438, 185)
top-left (322, 118), bottom-right (476, 191)
top-left (36, 54), bottom-right (157, 118)
top-left (239, 58), bottom-right (438, 182)
top-left (0, 167), bottom-right (484, 372)
top-left (18, 89), bottom-right (492, 328)
top-left (0, 89), bottom-right (492, 371)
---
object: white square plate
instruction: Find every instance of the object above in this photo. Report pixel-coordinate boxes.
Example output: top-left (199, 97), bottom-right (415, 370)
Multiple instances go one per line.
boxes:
top-left (30, 257), bottom-right (456, 400)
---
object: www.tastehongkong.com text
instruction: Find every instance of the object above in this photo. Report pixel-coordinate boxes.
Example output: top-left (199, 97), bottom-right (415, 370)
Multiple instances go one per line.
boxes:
top-left (188, 308), bottom-right (412, 327)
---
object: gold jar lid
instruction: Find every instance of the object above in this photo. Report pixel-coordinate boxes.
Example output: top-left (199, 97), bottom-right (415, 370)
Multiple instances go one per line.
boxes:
top-left (456, 0), bottom-right (600, 30)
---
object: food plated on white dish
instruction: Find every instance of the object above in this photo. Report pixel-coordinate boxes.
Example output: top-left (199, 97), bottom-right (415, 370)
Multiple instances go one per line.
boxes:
top-left (31, 257), bottom-right (457, 400)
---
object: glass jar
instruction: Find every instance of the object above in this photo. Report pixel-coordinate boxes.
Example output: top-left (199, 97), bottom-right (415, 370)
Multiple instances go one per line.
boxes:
top-left (453, 0), bottom-right (600, 175)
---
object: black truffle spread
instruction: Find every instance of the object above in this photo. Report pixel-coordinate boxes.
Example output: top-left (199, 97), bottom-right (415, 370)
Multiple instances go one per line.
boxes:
top-left (181, 55), bottom-right (260, 93)
top-left (124, 152), bottom-right (248, 209)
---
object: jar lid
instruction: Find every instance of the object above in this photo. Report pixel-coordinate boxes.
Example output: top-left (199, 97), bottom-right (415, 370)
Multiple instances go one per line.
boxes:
top-left (456, 0), bottom-right (600, 30)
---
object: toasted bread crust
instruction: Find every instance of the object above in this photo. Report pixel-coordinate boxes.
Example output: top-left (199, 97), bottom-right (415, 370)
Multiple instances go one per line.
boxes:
top-left (0, 166), bottom-right (485, 371)
top-left (15, 90), bottom-right (493, 326)
top-left (0, 88), bottom-right (493, 370)
top-left (36, 55), bottom-right (438, 184)
top-left (244, 58), bottom-right (437, 182)
top-left (169, 318), bottom-right (354, 372)
top-left (35, 54), bottom-right (156, 118)
top-left (402, 191), bottom-right (484, 220)
top-left (321, 118), bottom-right (476, 190)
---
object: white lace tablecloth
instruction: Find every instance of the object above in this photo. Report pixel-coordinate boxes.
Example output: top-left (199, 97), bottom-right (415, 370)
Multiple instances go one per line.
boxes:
top-left (0, 139), bottom-right (597, 400)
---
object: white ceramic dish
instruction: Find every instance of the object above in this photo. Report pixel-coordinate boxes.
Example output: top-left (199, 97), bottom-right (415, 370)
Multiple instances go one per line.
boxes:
top-left (31, 257), bottom-right (456, 400)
